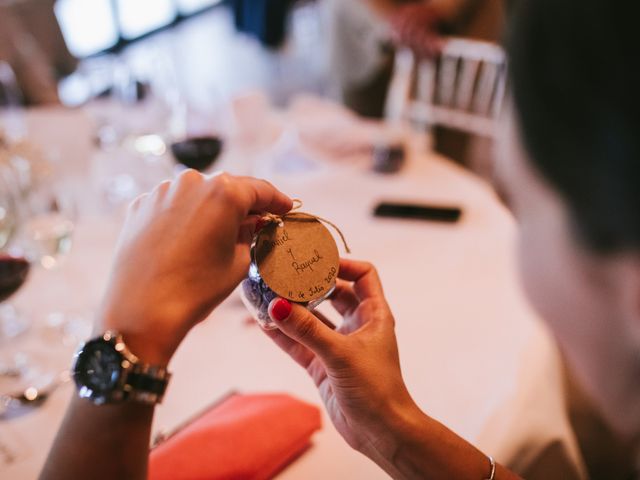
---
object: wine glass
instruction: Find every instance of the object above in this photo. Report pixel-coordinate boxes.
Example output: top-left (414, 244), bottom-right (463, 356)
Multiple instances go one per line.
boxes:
top-left (0, 168), bottom-right (28, 341)
top-left (0, 169), bottom-right (69, 417)
top-left (168, 82), bottom-right (228, 173)
top-left (0, 254), bottom-right (30, 342)
top-left (20, 173), bottom-right (93, 351)
top-left (90, 54), bottom-right (177, 209)
top-left (0, 179), bottom-right (29, 342)
top-left (0, 181), bottom-right (33, 389)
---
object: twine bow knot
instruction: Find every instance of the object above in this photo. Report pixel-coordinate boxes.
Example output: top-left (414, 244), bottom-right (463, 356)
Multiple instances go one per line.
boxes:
top-left (260, 199), bottom-right (351, 254)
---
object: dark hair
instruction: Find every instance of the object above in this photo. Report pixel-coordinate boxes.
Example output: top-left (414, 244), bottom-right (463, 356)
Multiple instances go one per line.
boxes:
top-left (506, 0), bottom-right (640, 253)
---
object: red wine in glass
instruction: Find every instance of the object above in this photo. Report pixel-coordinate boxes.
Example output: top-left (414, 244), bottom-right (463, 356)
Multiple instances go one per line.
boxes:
top-left (170, 136), bottom-right (223, 172)
top-left (0, 255), bottom-right (30, 303)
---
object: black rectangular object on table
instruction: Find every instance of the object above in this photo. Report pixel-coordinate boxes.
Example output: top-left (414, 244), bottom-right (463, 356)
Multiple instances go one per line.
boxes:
top-left (373, 202), bottom-right (462, 223)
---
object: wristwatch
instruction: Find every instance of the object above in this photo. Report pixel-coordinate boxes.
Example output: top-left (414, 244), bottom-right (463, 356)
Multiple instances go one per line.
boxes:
top-left (73, 331), bottom-right (171, 405)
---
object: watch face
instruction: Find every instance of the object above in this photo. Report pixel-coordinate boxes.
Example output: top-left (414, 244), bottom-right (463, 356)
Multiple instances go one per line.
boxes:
top-left (74, 338), bottom-right (123, 400)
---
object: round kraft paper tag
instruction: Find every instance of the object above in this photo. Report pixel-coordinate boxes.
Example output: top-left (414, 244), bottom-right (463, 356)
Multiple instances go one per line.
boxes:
top-left (254, 213), bottom-right (340, 303)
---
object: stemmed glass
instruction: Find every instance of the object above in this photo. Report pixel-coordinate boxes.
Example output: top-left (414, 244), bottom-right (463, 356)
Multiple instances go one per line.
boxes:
top-left (91, 54), bottom-right (177, 209)
top-left (167, 81), bottom-right (229, 173)
top-left (0, 61), bottom-right (32, 341)
top-left (0, 167), bottom-right (43, 407)
top-left (19, 171), bottom-right (88, 347)
top-left (0, 175), bottom-right (28, 341)
top-left (0, 168), bottom-right (76, 418)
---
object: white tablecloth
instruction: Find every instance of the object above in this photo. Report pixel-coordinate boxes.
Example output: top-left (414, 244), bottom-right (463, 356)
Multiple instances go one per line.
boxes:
top-left (1, 105), bottom-right (584, 479)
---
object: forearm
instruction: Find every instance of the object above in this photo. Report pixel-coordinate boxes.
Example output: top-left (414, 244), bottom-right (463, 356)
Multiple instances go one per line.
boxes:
top-left (40, 397), bottom-right (154, 480)
top-left (370, 404), bottom-right (521, 479)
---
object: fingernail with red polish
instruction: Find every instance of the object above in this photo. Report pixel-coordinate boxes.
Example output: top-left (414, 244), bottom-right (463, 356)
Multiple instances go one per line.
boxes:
top-left (269, 298), bottom-right (292, 322)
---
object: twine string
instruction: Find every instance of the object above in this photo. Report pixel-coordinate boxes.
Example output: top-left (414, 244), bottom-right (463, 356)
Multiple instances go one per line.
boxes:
top-left (260, 199), bottom-right (351, 254)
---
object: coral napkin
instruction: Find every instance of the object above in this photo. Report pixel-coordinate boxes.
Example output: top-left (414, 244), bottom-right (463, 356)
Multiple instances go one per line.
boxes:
top-left (149, 393), bottom-right (322, 480)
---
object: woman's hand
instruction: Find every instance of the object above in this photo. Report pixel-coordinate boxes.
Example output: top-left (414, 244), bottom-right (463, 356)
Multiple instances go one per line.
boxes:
top-left (265, 258), bottom-right (519, 479)
top-left (264, 259), bottom-right (420, 471)
top-left (389, 3), bottom-right (443, 58)
top-left (96, 170), bottom-right (292, 365)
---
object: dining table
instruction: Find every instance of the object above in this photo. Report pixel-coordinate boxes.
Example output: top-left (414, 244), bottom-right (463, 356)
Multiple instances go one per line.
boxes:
top-left (1, 97), bottom-right (585, 479)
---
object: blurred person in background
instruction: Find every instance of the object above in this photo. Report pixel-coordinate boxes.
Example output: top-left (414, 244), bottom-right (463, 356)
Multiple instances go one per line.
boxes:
top-left (323, 0), bottom-right (504, 115)
top-left (323, 0), bottom-right (504, 169)
top-left (0, 0), bottom-right (76, 105)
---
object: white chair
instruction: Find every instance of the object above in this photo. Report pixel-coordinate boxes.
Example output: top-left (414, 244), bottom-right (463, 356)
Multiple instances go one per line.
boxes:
top-left (385, 37), bottom-right (508, 139)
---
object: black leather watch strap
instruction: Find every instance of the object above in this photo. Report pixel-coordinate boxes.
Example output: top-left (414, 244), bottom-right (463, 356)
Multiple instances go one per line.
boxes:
top-left (127, 372), bottom-right (169, 396)
top-left (125, 364), bottom-right (171, 405)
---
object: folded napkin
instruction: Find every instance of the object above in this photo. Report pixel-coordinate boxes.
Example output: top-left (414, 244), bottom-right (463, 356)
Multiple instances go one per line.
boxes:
top-left (149, 393), bottom-right (322, 480)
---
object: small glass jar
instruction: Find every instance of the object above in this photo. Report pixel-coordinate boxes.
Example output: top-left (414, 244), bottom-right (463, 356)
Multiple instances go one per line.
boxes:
top-left (240, 244), bottom-right (335, 330)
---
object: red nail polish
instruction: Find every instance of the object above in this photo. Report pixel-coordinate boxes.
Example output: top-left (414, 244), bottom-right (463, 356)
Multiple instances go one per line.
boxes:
top-left (270, 298), bottom-right (292, 321)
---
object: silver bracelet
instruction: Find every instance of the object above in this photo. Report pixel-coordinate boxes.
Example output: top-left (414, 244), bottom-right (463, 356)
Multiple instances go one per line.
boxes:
top-left (484, 455), bottom-right (496, 480)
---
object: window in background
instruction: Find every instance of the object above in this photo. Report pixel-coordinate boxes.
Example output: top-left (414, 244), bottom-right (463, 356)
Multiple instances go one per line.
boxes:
top-left (54, 0), bottom-right (119, 57)
top-left (176, 0), bottom-right (222, 15)
top-left (116, 0), bottom-right (178, 40)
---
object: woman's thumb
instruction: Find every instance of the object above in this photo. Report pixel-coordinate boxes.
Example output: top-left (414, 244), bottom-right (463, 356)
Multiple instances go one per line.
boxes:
top-left (268, 298), bottom-right (340, 358)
